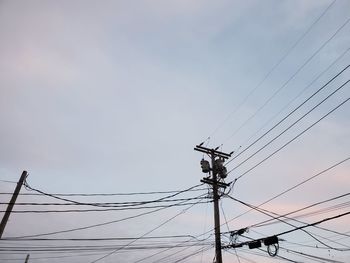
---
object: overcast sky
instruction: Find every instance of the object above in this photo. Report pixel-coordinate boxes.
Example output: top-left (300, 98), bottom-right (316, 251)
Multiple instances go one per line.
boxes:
top-left (0, 0), bottom-right (350, 262)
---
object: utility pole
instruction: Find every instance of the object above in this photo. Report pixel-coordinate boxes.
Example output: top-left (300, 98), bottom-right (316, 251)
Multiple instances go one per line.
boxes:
top-left (0, 170), bottom-right (28, 238)
top-left (24, 254), bottom-right (30, 263)
top-left (194, 145), bottom-right (232, 263)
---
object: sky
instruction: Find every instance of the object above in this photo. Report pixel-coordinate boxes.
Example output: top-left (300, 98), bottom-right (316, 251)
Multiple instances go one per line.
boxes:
top-left (0, 0), bottom-right (350, 262)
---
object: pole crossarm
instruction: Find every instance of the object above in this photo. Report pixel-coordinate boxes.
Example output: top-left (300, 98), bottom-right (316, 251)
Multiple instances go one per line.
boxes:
top-left (200, 177), bottom-right (230, 188)
top-left (194, 145), bottom-right (233, 160)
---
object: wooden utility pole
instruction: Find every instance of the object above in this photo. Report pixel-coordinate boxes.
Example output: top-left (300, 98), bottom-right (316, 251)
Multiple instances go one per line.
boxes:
top-left (0, 170), bottom-right (28, 238)
top-left (194, 145), bottom-right (232, 263)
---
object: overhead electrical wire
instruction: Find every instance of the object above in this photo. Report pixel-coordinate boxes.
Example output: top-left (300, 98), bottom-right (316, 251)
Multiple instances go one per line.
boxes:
top-left (228, 234), bottom-right (343, 263)
top-left (7, 193), bottom-right (207, 239)
top-left (255, 201), bottom-right (350, 231)
top-left (0, 188), bottom-right (208, 197)
top-left (203, 0), bottom-right (337, 142)
top-left (228, 78), bottom-right (350, 173)
top-left (224, 13), bottom-right (350, 143)
top-left (200, 200), bottom-right (210, 263)
top-left (220, 201), bottom-right (243, 263)
top-left (1, 235), bottom-right (206, 242)
top-left (0, 196), bottom-right (206, 206)
top-left (233, 247), bottom-right (301, 263)
top-left (225, 194), bottom-right (350, 251)
top-left (226, 64), bottom-right (350, 166)
top-left (171, 246), bottom-right (213, 263)
top-left (23, 180), bottom-right (205, 208)
top-left (0, 252), bottom-right (113, 261)
top-left (131, 229), bottom-right (213, 263)
top-left (128, 203), bottom-right (214, 262)
top-left (0, 243), bottom-right (213, 253)
top-left (282, 239), bottom-right (343, 250)
top-left (237, 46), bottom-right (350, 156)
top-left (150, 239), bottom-right (212, 263)
top-left (132, 159), bottom-right (349, 263)
top-left (0, 201), bottom-right (211, 213)
top-left (131, 235), bottom-right (213, 263)
top-left (0, 179), bottom-right (17, 184)
top-left (88, 199), bottom-right (204, 263)
top-left (280, 247), bottom-right (346, 263)
top-left (222, 157), bottom-right (350, 229)
top-left (226, 211), bottom-right (350, 250)
top-left (230, 96), bottom-right (350, 180)
top-left (225, 249), bottom-right (258, 263)
top-left (246, 192), bottom-right (350, 233)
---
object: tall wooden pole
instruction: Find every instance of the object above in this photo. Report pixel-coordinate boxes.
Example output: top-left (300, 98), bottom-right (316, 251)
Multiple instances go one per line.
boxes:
top-left (211, 150), bottom-right (223, 263)
top-left (0, 170), bottom-right (28, 238)
top-left (195, 145), bottom-right (232, 263)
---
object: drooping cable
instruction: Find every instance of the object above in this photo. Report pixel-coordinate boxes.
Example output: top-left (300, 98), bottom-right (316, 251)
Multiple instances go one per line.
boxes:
top-left (23, 180), bottom-right (205, 208)
top-left (7, 193), bottom-right (207, 239)
top-left (88, 199), bottom-right (205, 263)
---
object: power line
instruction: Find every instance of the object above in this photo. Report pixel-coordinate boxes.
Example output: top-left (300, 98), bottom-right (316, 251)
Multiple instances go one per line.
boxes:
top-left (88, 200), bottom-right (203, 263)
top-left (131, 230), bottom-right (213, 263)
top-left (0, 243), bottom-right (213, 252)
top-left (224, 13), bottom-right (350, 143)
top-left (203, 0), bottom-right (337, 142)
top-left (256, 201), bottom-right (350, 231)
top-left (172, 246), bottom-right (213, 263)
top-left (1, 235), bottom-right (206, 242)
top-left (225, 194), bottom-right (350, 251)
top-left (7, 193), bottom-right (206, 239)
top-left (150, 238), bottom-right (213, 263)
top-left (248, 192), bottom-right (350, 233)
top-left (0, 252), bottom-right (112, 261)
top-left (23, 180), bottom-right (205, 208)
top-left (0, 196), bottom-right (207, 206)
top-left (280, 247), bottom-right (346, 263)
top-left (143, 158), bottom-right (350, 263)
top-left (225, 249), bottom-right (258, 263)
top-left (0, 201), bottom-right (211, 213)
top-left (0, 188), bottom-right (208, 197)
top-left (228, 78), bottom-right (349, 173)
top-left (230, 96), bottom-right (350, 180)
top-left (234, 248), bottom-right (302, 263)
top-left (222, 157), bottom-right (350, 228)
top-left (237, 46), bottom-right (350, 156)
top-left (226, 211), bottom-right (350, 250)
top-left (0, 179), bottom-right (17, 184)
top-left (226, 64), bottom-right (350, 166)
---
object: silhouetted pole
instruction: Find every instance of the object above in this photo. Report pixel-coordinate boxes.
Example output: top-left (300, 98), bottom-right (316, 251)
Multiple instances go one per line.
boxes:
top-left (24, 254), bottom-right (30, 263)
top-left (211, 150), bottom-right (223, 263)
top-left (0, 171), bottom-right (28, 238)
top-left (195, 145), bottom-right (232, 263)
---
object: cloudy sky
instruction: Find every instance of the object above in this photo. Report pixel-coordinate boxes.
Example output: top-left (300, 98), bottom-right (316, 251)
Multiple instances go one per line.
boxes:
top-left (0, 0), bottom-right (349, 262)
